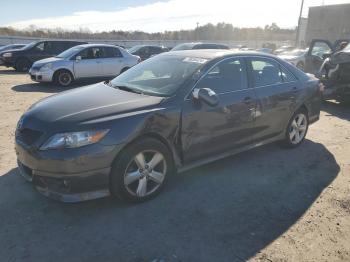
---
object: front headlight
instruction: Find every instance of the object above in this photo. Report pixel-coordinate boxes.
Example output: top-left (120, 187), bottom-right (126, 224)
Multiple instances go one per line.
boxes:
top-left (2, 52), bottom-right (12, 58)
top-left (40, 130), bottom-right (109, 150)
top-left (40, 63), bottom-right (53, 71)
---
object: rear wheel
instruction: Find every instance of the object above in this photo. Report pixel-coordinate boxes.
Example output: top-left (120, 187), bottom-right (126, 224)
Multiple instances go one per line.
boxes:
top-left (282, 109), bottom-right (309, 148)
top-left (110, 138), bottom-right (174, 202)
top-left (54, 70), bottom-right (73, 87)
top-left (15, 58), bottom-right (31, 72)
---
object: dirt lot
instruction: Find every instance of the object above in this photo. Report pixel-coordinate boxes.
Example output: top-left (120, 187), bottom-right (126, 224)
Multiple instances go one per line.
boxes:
top-left (0, 66), bottom-right (349, 262)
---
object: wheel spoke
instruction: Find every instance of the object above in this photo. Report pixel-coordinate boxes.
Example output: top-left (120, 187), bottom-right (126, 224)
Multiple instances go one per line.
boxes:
top-left (134, 153), bottom-right (146, 169)
top-left (299, 125), bottom-right (307, 131)
top-left (297, 115), bottom-right (304, 126)
top-left (136, 177), bottom-right (147, 197)
top-left (289, 129), bottom-right (296, 140)
top-left (291, 120), bottom-right (298, 129)
top-left (148, 152), bottom-right (164, 169)
top-left (295, 130), bottom-right (301, 142)
top-left (148, 171), bottom-right (165, 184)
top-left (124, 170), bottom-right (142, 185)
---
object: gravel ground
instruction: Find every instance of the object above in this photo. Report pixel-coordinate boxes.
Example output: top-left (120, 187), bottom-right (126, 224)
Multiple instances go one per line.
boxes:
top-left (0, 67), bottom-right (349, 262)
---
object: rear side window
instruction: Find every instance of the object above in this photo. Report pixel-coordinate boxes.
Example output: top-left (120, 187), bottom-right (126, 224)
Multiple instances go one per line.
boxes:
top-left (280, 66), bottom-right (297, 82)
top-left (250, 58), bottom-right (283, 87)
top-left (104, 47), bottom-right (123, 58)
top-left (197, 58), bottom-right (247, 93)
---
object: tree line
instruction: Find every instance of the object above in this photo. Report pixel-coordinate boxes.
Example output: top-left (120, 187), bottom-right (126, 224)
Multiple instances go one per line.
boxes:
top-left (0, 22), bottom-right (295, 41)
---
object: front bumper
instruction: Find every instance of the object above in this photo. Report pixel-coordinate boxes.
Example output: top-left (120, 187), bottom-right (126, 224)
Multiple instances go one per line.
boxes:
top-left (15, 139), bottom-right (122, 202)
top-left (29, 68), bottom-right (54, 82)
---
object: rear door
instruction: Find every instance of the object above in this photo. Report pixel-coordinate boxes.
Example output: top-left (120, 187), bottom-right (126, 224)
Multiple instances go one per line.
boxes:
top-left (247, 57), bottom-right (300, 142)
top-left (181, 57), bottom-right (257, 163)
top-left (73, 47), bottom-right (104, 78)
top-left (304, 40), bottom-right (334, 74)
top-left (101, 47), bottom-right (124, 77)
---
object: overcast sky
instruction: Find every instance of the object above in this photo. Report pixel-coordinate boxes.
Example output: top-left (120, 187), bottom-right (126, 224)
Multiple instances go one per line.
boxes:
top-left (2, 0), bottom-right (350, 32)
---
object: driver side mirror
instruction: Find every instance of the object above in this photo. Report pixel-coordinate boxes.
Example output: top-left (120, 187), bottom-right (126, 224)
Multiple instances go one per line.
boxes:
top-left (192, 88), bottom-right (219, 107)
top-left (75, 56), bottom-right (82, 62)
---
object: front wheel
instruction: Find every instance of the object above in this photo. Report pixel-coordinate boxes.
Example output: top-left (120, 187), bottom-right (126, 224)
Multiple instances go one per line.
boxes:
top-left (54, 70), bottom-right (73, 87)
top-left (282, 109), bottom-right (309, 148)
top-left (110, 138), bottom-right (174, 202)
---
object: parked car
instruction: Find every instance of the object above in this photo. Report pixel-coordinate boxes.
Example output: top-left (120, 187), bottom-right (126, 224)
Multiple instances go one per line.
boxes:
top-left (171, 42), bottom-right (230, 51)
top-left (29, 44), bottom-right (140, 86)
top-left (274, 45), bottom-right (295, 55)
top-left (15, 50), bottom-right (322, 203)
top-left (0, 44), bottom-right (26, 65)
top-left (278, 49), bottom-right (308, 70)
top-left (303, 39), bottom-right (350, 101)
top-left (128, 45), bottom-right (168, 61)
top-left (0, 40), bottom-right (87, 72)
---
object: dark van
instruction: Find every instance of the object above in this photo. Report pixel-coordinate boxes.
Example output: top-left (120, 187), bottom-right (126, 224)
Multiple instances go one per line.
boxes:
top-left (0, 40), bottom-right (87, 72)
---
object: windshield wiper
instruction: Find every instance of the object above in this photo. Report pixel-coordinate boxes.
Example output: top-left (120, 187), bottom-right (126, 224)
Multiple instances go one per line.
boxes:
top-left (105, 81), bottom-right (143, 94)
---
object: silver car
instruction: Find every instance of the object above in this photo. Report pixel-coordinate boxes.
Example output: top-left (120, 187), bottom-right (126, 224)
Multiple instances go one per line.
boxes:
top-left (29, 44), bottom-right (141, 86)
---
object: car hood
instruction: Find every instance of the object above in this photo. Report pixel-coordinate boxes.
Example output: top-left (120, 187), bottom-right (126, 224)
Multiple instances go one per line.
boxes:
top-left (24, 82), bottom-right (164, 127)
top-left (32, 57), bottom-right (64, 67)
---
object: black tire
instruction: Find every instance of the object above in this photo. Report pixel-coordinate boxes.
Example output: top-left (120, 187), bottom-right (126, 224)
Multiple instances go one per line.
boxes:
top-left (15, 58), bottom-right (31, 72)
top-left (110, 137), bottom-right (174, 203)
top-left (296, 62), bottom-right (304, 71)
top-left (54, 69), bottom-right (73, 87)
top-left (282, 108), bottom-right (309, 148)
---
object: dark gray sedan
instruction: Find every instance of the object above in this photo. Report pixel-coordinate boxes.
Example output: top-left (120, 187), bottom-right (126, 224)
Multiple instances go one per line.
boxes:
top-left (15, 50), bottom-right (323, 202)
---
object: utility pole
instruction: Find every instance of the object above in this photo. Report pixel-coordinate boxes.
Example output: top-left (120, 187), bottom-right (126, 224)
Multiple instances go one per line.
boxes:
top-left (196, 22), bottom-right (199, 41)
top-left (295, 0), bottom-right (305, 47)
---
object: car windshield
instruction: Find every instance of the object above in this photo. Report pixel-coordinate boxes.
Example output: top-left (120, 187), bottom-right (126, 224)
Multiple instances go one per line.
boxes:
top-left (22, 41), bottom-right (39, 50)
top-left (110, 54), bottom-right (208, 97)
top-left (56, 46), bottom-right (85, 58)
top-left (128, 45), bottom-right (142, 53)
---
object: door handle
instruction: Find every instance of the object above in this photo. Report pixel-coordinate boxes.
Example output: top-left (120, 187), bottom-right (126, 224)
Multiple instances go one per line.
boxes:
top-left (243, 97), bottom-right (254, 104)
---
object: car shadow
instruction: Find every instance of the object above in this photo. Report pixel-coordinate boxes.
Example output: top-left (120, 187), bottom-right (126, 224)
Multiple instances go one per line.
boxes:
top-left (323, 100), bottom-right (350, 121)
top-left (0, 140), bottom-right (339, 262)
top-left (0, 68), bottom-right (25, 75)
top-left (11, 80), bottom-right (104, 94)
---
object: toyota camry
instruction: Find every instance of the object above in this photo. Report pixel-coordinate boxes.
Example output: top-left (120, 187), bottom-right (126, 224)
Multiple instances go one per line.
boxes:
top-left (15, 50), bottom-right (323, 202)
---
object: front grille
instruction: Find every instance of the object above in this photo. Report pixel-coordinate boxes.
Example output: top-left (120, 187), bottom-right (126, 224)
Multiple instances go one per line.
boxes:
top-left (16, 128), bottom-right (43, 145)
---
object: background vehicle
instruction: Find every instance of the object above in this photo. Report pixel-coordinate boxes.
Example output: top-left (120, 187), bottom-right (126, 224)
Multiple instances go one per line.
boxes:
top-left (0, 40), bottom-right (87, 72)
top-left (0, 44), bottom-right (26, 65)
top-left (304, 39), bottom-right (350, 101)
top-left (171, 42), bottom-right (230, 51)
top-left (29, 44), bottom-right (140, 86)
top-left (128, 45), bottom-right (168, 61)
top-left (278, 49), bottom-right (307, 70)
top-left (274, 45), bottom-right (295, 55)
top-left (16, 50), bottom-right (322, 203)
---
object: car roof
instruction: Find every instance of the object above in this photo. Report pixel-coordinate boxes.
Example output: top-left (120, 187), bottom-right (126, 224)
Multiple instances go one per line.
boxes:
top-left (77, 43), bottom-right (119, 48)
top-left (163, 49), bottom-right (275, 60)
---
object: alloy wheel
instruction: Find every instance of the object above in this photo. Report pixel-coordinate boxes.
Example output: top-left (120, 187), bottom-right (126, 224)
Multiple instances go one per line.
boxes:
top-left (58, 72), bottom-right (72, 86)
top-left (124, 150), bottom-right (167, 197)
top-left (289, 113), bottom-right (307, 144)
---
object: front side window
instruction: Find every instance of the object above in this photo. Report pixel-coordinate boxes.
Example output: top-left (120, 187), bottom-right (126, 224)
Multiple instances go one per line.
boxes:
top-left (35, 42), bottom-right (45, 52)
top-left (79, 47), bottom-right (104, 60)
top-left (311, 42), bottom-right (332, 59)
top-left (250, 58), bottom-right (283, 87)
top-left (197, 58), bottom-right (247, 93)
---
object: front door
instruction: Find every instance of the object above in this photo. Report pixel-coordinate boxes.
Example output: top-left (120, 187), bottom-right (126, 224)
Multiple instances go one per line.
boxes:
top-left (181, 57), bottom-right (257, 163)
top-left (305, 40), bottom-right (334, 74)
top-left (73, 47), bottom-right (104, 78)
